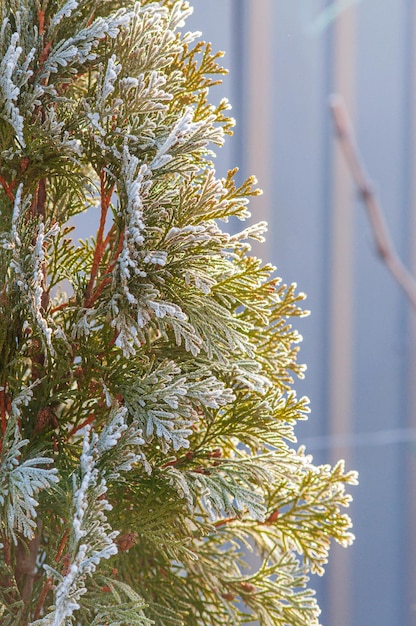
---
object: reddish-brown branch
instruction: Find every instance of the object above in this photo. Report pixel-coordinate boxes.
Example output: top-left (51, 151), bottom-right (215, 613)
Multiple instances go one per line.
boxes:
top-left (108, 228), bottom-right (125, 269)
top-left (0, 174), bottom-right (15, 202)
top-left (86, 276), bottom-right (112, 307)
top-left (67, 413), bottom-right (95, 439)
top-left (55, 529), bottom-right (70, 563)
top-left (161, 451), bottom-right (195, 469)
top-left (330, 94), bottom-right (416, 311)
top-left (213, 517), bottom-right (237, 528)
top-left (31, 178), bottom-right (47, 219)
top-left (86, 11), bottom-right (96, 28)
top-left (102, 223), bottom-right (116, 250)
top-left (49, 301), bottom-right (70, 315)
top-left (38, 9), bottom-right (45, 36)
top-left (161, 457), bottom-right (180, 469)
top-left (264, 509), bottom-right (279, 525)
top-left (20, 156), bottom-right (30, 174)
top-left (39, 40), bottom-right (52, 66)
top-left (33, 577), bottom-right (52, 621)
top-left (49, 296), bottom-right (77, 316)
top-left (84, 171), bottom-right (115, 306)
top-left (85, 226), bottom-right (124, 307)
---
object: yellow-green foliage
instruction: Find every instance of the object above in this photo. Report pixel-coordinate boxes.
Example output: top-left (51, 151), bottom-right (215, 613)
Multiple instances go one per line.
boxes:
top-left (0, 1), bottom-right (357, 625)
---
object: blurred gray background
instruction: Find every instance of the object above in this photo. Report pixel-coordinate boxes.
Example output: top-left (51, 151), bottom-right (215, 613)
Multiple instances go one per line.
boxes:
top-left (185, 1), bottom-right (416, 625)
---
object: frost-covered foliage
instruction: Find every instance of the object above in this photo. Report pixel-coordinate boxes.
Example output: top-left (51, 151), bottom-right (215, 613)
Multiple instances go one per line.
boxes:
top-left (0, 1), bottom-right (357, 625)
top-left (0, 384), bottom-right (59, 544)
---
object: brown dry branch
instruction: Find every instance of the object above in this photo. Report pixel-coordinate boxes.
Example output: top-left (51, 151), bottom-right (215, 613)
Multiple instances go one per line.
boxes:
top-left (330, 94), bottom-right (416, 310)
top-left (14, 520), bottom-right (43, 604)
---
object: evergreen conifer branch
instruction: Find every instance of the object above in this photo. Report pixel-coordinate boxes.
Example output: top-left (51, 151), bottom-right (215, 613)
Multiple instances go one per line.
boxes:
top-left (0, 1), bottom-right (357, 624)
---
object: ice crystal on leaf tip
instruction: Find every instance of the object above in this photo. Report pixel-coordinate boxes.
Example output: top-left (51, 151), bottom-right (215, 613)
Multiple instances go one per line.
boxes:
top-left (0, 1), bottom-right (356, 624)
top-left (50, 0), bottom-right (79, 29)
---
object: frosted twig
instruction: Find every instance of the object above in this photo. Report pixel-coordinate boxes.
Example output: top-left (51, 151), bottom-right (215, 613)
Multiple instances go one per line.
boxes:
top-left (330, 94), bottom-right (416, 310)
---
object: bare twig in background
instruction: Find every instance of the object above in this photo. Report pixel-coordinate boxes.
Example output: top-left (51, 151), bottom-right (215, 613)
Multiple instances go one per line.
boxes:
top-left (330, 94), bottom-right (416, 310)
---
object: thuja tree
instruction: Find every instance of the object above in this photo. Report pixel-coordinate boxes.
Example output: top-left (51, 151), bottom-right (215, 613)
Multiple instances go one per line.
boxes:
top-left (0, 1), bottom-right (357, 624)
